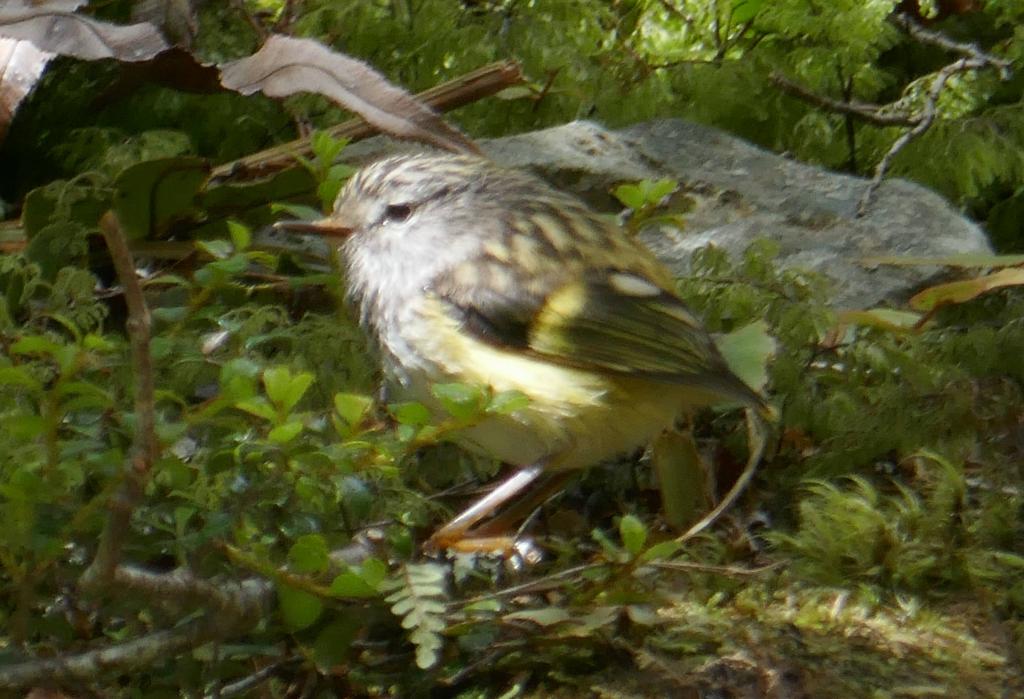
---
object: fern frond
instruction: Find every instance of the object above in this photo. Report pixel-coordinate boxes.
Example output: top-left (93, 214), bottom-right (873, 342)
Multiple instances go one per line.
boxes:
top-left (383, 562), bottom-right (448, 669)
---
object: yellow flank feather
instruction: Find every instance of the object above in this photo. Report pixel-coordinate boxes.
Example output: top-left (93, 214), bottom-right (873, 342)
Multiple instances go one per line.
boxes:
top-left (533, 282), bottom-right (588, 340)
top-left (401, 295), bottom-right (699, 471)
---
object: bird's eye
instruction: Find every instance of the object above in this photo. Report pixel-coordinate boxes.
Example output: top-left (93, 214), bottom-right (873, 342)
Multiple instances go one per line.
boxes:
top-left (383, 204), bottom-right (412, 223)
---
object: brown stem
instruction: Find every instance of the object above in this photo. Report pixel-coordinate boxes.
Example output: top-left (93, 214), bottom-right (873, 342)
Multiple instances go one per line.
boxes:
top-left (81, 212), bottom-right (157, 589)
top-left (212, 60), bottom-right (524, 180)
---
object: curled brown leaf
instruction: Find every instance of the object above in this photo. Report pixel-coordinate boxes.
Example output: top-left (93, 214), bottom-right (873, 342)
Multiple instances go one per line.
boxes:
top-left (220, 35), bottom-right (480, 155)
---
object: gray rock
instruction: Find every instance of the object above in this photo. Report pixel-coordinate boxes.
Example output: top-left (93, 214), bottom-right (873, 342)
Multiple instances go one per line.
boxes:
top-left (291, 118), bottom-right (990, 309)
top-left (481, 119), bottom-right (992, 309)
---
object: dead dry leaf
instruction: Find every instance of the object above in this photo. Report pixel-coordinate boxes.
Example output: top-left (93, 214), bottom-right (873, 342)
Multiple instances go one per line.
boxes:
top-left (0, 37), bottom-right (51, 143)
top-left (0, 0), bottom-right (168, 62)
top-left (220, 35), bottom-right (480, 155)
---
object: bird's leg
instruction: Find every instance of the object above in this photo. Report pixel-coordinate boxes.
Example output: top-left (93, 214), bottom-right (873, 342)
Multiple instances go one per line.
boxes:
top-left (426, 464), bottom-right (546, 554)
top-left (470, 471), bottom-right (576, 537)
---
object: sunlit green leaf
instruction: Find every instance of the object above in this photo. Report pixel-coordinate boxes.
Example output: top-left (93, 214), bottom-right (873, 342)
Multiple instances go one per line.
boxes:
top-left (431, 382), bottom-right (486, 420)
top-left (619, 514), bottom-right (647, 556)
top-left (289, 534), bottom-right (329, 574)
top-left (715, 320), bottom-right (775, 394)
top-left (264, 366), bottom-right (314, 413)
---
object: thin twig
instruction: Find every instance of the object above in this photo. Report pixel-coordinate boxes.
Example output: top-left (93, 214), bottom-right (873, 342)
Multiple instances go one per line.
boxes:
top-left (677, 408), bottom-right (768, 542)
top-left (648, 560), bottom-right (782, 576)
top-left (454, 563), bottom-right (608, 607)
top-left (81, 212), bottom-right (157, 589)
top-left (208, 658), bottom-right (302, 699)
top-left (1, 567), bottom-right (272, 690)
top-left (858, 56), bottom-right (986, 215)
top-left (770, 73), bottom-right (919, 127)
top-left (769, 16), bottom-right (1013, 216)
top-left (891, 13), bottom-right (1013, 78)
top-left (856, 16), bottom-right (1012, 214)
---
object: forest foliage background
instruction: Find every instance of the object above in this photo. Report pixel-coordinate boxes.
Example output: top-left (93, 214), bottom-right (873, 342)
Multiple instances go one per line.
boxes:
top-left (1, 1), bottom-right (1024, 697)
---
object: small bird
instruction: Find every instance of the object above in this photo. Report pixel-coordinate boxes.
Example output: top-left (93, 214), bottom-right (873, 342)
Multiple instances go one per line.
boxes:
top-left (281, 153), bottom-right (768, 551)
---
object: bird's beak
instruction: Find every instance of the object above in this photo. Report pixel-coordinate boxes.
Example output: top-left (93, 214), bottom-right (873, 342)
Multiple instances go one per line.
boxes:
top-left (274, 218), bottom-right (354, 239)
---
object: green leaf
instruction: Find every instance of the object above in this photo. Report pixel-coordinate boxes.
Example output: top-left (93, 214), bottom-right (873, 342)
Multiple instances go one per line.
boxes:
top-left (112, 156), bottom-right (209, 239)
top-left (313, 618), bottom-right (358, 670)
top-left (309, 130), bottom-right (350, 166)
top-left (83, 334), bottom-right (117, 352)
top-left (277, 584), bottom-right (323, 631)
top-left (651, 429), bottom-right (709, 530)
top-left (263, 366), bottom-right (314, 413)
top-left (619, 514), bottom-right (647, 556)
top-left (638, 539), bottom-right (682, 563)
top-left (613, 183), bottom-right (644, 210)
top-left (431, 382), bottom-right (486, 420)
top-left (495, 85), bottom-right (537, 100)
top-left (359, 558), bottom-right (387, 587)
top-left (6, 414), bottom-right (47, 439)
top-left (487, 390), bottom-right (530, 415)
top-left (271, 202), bottom-right (323, 220)
top-left (591, 528), bottom-right (622, 560)
top-left (334, 392), bottom-right (373, 426)
top-left (57, 380), bottom-right (114, 406)
top-left (643, 178), bottom-right (677, 202)
top-left (503, 608), bottom-right (572, 626)
top-left (220, 358), bottom-right (260, 401)
top-left (11, 335), bottom-right (62, 356)
top-left (151, 306), bottom-right (189, 323)
top-left (731, 0), bottom-right (764, 23)
top-left (340, 476), bottom-right (374, 520)
top-left (329, 572), bottom-right (379, 598)
top-left (196, 239), bottom-right (232, 259)
top-left (0, 366), bottom-right (42, 392)
top-left (391, 402), bottom-right (431, 426)
top-left (269, 420), bottom-right (304, 444)
top-left (383, 563), bottom-right (447, 669)
top-left (837, 309), bottom-right (926, 334)
top-left (227, 220), bottom-right (251, 251)
top-left (208, 253), bottom-right (249, 274)
top-left (715, 320), bottom-right (775, 394)
top-left (235, 397), bottom-right (277, 422)
top-left (317, 179), bottom-right (344, 212)
top-left (289, 534), bottom-right (329, 574)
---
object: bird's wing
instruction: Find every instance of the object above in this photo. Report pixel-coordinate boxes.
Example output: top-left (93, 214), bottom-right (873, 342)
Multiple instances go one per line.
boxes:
top-left (432, 263), bottom-right (762, 405)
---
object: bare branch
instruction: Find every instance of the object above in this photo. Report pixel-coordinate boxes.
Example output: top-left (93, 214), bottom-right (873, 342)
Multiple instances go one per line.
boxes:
top-left (0, 618), bottom-right (218, 689)
top-left (858, 56), bottom-right (986, 214)
top-left (855, 16), bottom-right (1014, 213)
top-left (891, 13), bottom-right (1013, 78)
top-left (772, 15), bottom-right (1013, 215)
top-left (209, 658), bottom-right (301, 699)
top-left (770, 73), bottom-right (920, 127)
top-left (81, 211), bottom-right (156, 589)
top-left (110, 565), bottom-right (273, 618)
top-left (0, 568), bottom-right (272, 690)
